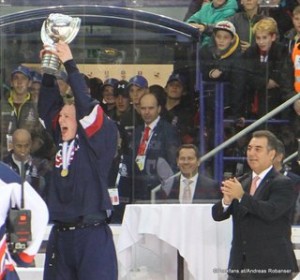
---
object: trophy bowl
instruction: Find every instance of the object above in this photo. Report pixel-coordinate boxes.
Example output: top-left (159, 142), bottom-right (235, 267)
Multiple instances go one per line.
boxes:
top-left (40, 13), bottom-right (81, 75)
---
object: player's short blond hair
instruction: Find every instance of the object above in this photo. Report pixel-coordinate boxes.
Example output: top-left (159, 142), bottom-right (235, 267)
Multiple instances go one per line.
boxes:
top-left (293, 5), bottom-right (300, 16)
top-left (252, 17), bottom-right (278, 35)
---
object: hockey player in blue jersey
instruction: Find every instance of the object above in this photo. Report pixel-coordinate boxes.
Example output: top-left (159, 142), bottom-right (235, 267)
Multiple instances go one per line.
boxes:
top-left (38, 41), bottom-right (118, 280)
top-left (0, 162), bottom-right (48, 280)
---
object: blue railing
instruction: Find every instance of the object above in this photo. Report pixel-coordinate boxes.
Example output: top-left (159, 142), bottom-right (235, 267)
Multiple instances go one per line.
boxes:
top-left (197, 76), bottom-right (294, 182)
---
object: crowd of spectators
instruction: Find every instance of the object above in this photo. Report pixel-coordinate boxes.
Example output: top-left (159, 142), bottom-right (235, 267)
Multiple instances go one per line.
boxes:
top-left (187, 0), bottom-right (300, 176)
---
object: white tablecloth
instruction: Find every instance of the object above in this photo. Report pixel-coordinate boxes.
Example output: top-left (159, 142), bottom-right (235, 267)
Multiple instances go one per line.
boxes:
top-left (117, 204), bottom-right (232, 280)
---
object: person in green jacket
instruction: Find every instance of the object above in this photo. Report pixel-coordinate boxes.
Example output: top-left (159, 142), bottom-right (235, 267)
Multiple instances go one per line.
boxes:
top-left (186, 0), bottom-right (238, 45)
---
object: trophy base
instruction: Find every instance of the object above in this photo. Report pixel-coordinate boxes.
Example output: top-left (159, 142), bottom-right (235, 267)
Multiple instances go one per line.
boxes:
top-left (41, 53), bottom-right (61, 75)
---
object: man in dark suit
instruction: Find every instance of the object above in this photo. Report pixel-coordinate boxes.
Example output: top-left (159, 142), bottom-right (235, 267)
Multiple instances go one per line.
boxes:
top-left (212, 130), bottom-right (299, 280)
top-left (159, 144), bottom-right (221, 203)
top-left (134, 92), bottom-right (181, 202)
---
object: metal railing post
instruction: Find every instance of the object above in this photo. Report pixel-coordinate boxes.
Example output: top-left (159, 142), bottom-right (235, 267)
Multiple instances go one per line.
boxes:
top-left (200, 94), bottom-right (300, 164)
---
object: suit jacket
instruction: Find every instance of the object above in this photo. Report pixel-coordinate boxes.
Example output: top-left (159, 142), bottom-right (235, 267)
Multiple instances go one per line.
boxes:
top-left (158, 172), bottom-right (221, 203)
top-left (212, 168), bottom-right (299, 277)
top-left (133, 118), bottom-right (181, 201)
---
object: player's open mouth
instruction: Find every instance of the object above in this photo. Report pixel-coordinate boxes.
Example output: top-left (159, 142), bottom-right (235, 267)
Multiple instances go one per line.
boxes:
top-left (61, 127), bottom-right (68, 134)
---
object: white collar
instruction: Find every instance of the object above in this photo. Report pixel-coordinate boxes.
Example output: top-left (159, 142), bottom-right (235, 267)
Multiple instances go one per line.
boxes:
top-left (145, 116), bottom-right (160, 130)
top-left (252, 165), bottom-right (273, 181)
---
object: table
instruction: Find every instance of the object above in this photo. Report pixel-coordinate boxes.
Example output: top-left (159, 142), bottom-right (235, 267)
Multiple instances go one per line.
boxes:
top-left (117, 204), bottom-right (232, 280)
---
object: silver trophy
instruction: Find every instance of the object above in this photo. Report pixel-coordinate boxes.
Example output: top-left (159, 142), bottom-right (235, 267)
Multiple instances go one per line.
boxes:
top-left (40, 13), bottom-right (81, 74)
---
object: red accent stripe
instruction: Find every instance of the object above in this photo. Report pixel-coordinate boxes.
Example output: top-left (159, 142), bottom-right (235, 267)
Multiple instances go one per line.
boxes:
top-left (5, 264), bottom-right (14, 272)
top-left (52, 112), bottom-right (60, 131)
top-left (85, 106), bottom-right (104, 138)
top-left (18, 252), bottom-right (34, 264)
top-left (0, 236), bottom-right (7, 279)
top-left (0, 241), bottom-right (5, 261)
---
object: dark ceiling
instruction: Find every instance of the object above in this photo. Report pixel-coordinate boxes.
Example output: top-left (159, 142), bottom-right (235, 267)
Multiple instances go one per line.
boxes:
top-left (3, 0), bottom-right (187, 7)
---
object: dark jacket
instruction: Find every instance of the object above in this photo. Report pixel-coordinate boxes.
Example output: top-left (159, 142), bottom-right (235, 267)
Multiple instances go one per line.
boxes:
top-left (228, 10), bottom-right (265, 46)
top-left (212, 168), bottom-right (299, 277)
top-left (240, 42), bottom-right (295, 118)
top-left (161, 100), bottom-right (195, 143)
top-left (200, 33), bottom-right (244, 118)
top-left (2, 152), bottom-right (50, 198)
top-left (133, 118), bottom-right (181, 201)
top-left (38, 60), bottom-right (118, 222)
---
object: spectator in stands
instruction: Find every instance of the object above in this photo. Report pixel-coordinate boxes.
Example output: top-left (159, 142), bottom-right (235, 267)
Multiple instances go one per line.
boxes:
top-left (148, 84), bottom-right (167, 109)
top-left (3, 128), bottom-right (51, 198)
top-left (162, 73), bottom-right (195, 143)
top-left (200, 21), bottom-right (244, 119)
top-left (283, 5), bottom-right (300, 54)
top-left (108, 123), bottom-right (133, 224)
top-left (110, 80), bottom-right (131, 123)
top-left (121, 74), bottom-right (148, 133)
top-left (158, 144), bottom-right (221, 203)
top-left (1, 65), bottom-right (47, 158)
top-left (133, 92), bottom-right (181, 201)
top-left (106, 81), bottom-right (134, 224)
top-left (127, 74), bottom-right (148, 112)
top-left (30, 70), bottom-right (42, 105)
top-left (108, 121), bottom-right (133, 223)
top-left (89, 77), bottom-right (103, 102)
top-left (290, 32), bottom-right (300, 136)
top-left (228, 0), bottom-right (265, 52)
top-left (239, 17), bottom-right (295, 120)
top-left (290, 8), bottom-right (300, 93)
top-left (186, 0), bottom-right (238, 45)
top-left (101, 78), bottom-right (119, 116)
top-left (268, 0), bottom-right (293, 42)
top-left (287, 22), bottom-right (300, 135)
top-left (212, 130), bottom-right (299, 279)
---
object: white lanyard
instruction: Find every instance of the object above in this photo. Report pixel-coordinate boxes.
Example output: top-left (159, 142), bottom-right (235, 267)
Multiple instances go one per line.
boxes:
top-left (61, 139), bottom-right (75, 177)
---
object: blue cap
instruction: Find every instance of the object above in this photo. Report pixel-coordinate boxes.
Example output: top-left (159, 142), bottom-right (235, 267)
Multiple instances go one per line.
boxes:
top-left (128, 75), bottom-right (148, 89)
top-left (166, 73), bottom-right (185, 85)
top-left (11, 65), bottom-right (32, 80)
top-left (103, 78), bottom-right (119, 88)
top-left (31, 71), bottom-right (42, 83)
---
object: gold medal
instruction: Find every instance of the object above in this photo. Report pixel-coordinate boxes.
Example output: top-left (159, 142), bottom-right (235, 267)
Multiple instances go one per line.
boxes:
top-left (61, 169), bottom-right (69, 177)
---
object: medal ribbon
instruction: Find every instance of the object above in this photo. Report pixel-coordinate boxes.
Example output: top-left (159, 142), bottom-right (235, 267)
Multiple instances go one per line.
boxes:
top-left (62, 139), bottom-right (75, 173)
